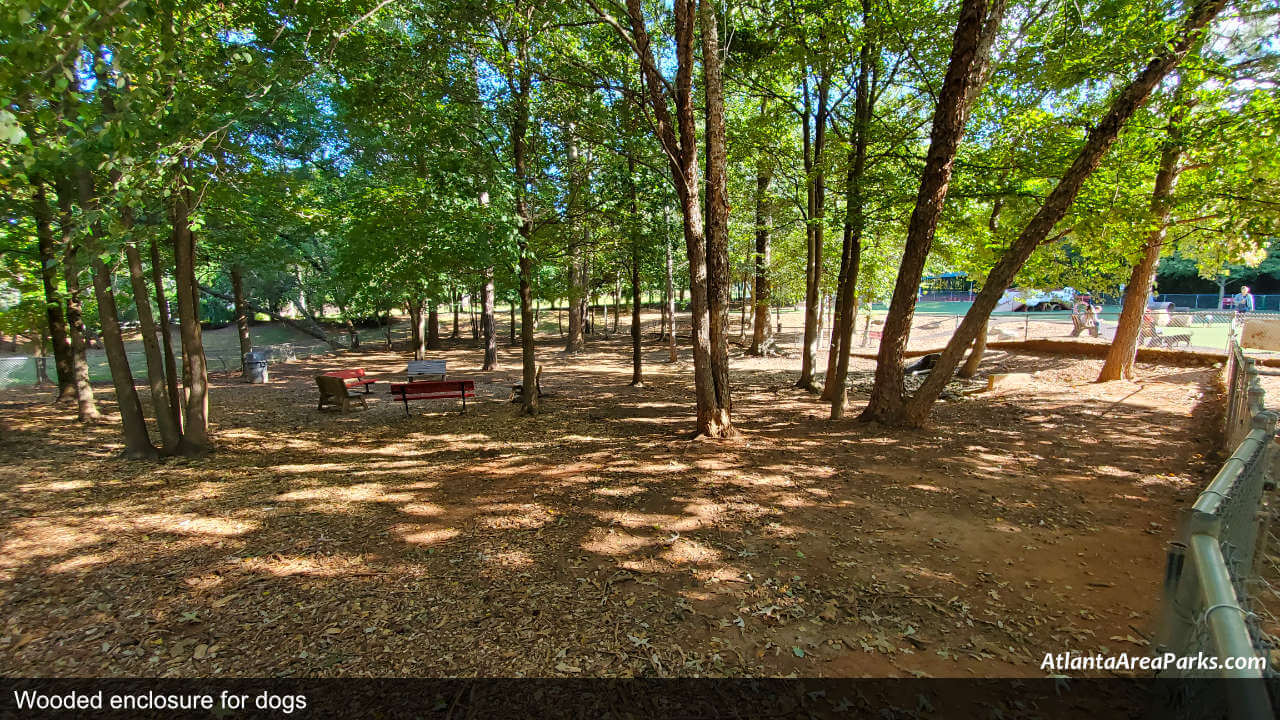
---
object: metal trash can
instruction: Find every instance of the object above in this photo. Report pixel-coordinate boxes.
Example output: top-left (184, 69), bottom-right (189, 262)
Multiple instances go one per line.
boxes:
top-left (243, 349), bottom-right (269, 383)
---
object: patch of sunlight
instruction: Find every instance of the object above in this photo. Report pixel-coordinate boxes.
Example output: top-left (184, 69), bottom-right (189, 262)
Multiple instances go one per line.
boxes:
top-left (276, 482), bottom-right (397, 502)
top-left (480, 503), bottom-right (553, 530)
top-left (395, 525), bottom-right (460, 546)
top-left (16, 479), bottom-right (92, 492)
top-left (237, 555), bottom-right (364, 577)
top-left (660, 538), bottom-right (720, 566)
top-left (909, 484), bottom-right (946, 493)
top-left (581, 528), bottom-right (655, 556)
top-left (399, 502), bottom-right (446, 517)
top-left (489, 550), bottom-right (534, 568)
top-left (46, 553), bottom-right (114, 573)
top-left (901, 564), bottom-right (961, 584)
top-left (595, 510), bottom-right (705, 533)
top-left (1, 520), bottom-right (102, 565)
top-left (618, 558), bottom-right (667, 573)
top-left (991, 521), bottom-right (1022, 533)
top-left (692, 566), bottom-right (745, 584)
top-left (591, 485), bottom-right (646, 498)
top-left (130, 514), bottom-right (259, 537)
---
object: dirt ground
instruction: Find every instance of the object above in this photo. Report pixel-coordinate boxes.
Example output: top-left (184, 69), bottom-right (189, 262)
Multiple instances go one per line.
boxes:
top-left (0, 328), bottom-right (1225, 678)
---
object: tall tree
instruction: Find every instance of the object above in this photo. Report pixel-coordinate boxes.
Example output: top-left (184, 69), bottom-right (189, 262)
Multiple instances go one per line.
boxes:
top-left (906, 0), bottom-right (1231, 426)
top-left (860, 0), bottom-right (1006, 423)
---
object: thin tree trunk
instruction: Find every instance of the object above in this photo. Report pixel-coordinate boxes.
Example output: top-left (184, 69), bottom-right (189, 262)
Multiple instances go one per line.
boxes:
top-left (72, 165), bottom-right (154, 456)
top-left (958, 317), bottom-right (987, 378)
top-left (861, 0), bottom-right (1006, 423)
top-left (31, 180), bottom-right (74, 399)
top-left (509, 301), bottom-right (516, 344)
top-left (149, 237), bottom-right (181, 431)
top-left (749, 158), bottom-right (774, 356)
top-left (627, 148), bottom-right (644, 386)
top-left (125, 240), bottom-right (181, 453)
top-left (665, 210), bottom-right (678, 362)
top-left (55, 181), bottom-right (99, 422)
top-left (427, 302), bottom-right (441, 350)
top-left (906, 0), bottom-right (1226, 426)
top-left (797, 68), bottom-right (832, 391)
top-left (483, 269), bottom-right (497, 370)
top-left (450, 288), bottom-right (460, 339)
top-left (231, 266), bottom-right (252, 372)
top-left (1099, 91), bottom-right (1188, 381)
top-left (171, 177), bottom-right (211, 455)
top-left (829, 9), bottom-right (873, 419)
top-left (511, 36), bottom-right (539, 416)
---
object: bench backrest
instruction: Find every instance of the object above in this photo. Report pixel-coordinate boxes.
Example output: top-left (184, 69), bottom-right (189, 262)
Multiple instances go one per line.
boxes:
top-left (316, 375), bottom-right (353, 398)
top-left (391, 380), bottom-right (473, 396)
top-left (407, 359), bottom-right (446, 376)
top-left (324, 368), bottom-right (365, 380)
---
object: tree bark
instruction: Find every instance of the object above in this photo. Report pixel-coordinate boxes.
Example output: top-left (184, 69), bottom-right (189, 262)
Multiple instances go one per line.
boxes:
top-left (125, 239), bottom-right (181, 454)
top-left (1098, 91), bottom-right (1189, 381)
top-left (797, 68), bottom-right (832, 392)
top-left (905, 0), bottom-right (1227, 426)
top-left (427, 302), bottom-right (441, 350)
top-left (31, 180), bottom-right (74, 399)
top-left (482, 269), bottom-right (497, 370)
top-left (594, 0), bottom-right (732, 436)
top-left (860, 0), bottom-right (1006, 423)
top-left (699, 0), bottom-right (734, 435)
top-left (231, 265), bottom-right (253, 372)
top-left (171, 177), bottom-right (211, 455)
top-left (149, 237), bottom-right (181, 432)
top-left (829, 10), bottom-right (873, 420)
top-left (749, 158), bottom-right (774, 356)
top-left (53, 180), bottom-right (100, 422)
top-left (665, 208), bottom-right (678, 362)
top-left (511, 34), bottom-right (539, 416)
top-left (957, 317), bottom-right (987, 378)
top-left (72, 165), bottom-right (154, 456)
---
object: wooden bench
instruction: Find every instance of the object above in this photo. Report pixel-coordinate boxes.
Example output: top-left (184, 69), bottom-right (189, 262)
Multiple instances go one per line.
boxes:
top-left (316, 375), bottom-right (369, 412)
top-left (323, 367), bottom-right (377, 394)
top-left (390, 379), bottom-right (474, 415)
top-left (406, 359), bottom-right (446, 381)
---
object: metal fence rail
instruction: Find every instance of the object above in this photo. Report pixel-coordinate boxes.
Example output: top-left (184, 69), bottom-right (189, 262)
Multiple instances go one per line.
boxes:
top-left (1156, 336), bottom-right (1276, 719)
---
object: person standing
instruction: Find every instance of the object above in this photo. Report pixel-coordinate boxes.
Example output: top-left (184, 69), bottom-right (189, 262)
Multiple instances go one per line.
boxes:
top-left (1234, 286), bottom-right (1256, 314)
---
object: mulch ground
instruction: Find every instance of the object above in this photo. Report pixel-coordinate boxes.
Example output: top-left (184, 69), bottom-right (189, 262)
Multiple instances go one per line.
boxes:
top-left (0, 330), bottom-right (1224, 679)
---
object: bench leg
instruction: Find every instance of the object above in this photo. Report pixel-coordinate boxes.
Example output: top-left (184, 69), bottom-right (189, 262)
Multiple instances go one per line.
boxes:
top-left (403, 396), bottom-right (410, 417)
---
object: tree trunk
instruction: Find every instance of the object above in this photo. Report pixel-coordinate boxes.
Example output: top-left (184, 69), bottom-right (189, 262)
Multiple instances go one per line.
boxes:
top-left (149, 237), bottom-right (182, 432)
top-left (749, 159), bottom-right (774, 356)
top-left (427, 302), bottom-right (441, 350)
top-left (124, 239), bottom-right (181, 453)
top-left (1098, 97), bottom-right (1188, 381)
top-left (482, 270), bottom-right (498, 370)
top-left (171, 179), bottom-right (211, 455)
top-left (384, 310), bottom-right (393, 350)
top-left (31, 180), bottom-right (74, 399)
top-left (797, 69), bottom-right (832, 392)
top-left (957, 317), bottom-right (987, 378)
top-left (665, 210), bottom-right (678, 362)
top-left (231, 265), bottom-right (252, 372)
top-left (905, 0), bottom-right (1226, 426)
top-left (450, 288), bottom-right (460, 339)
top-left (55, 181), bottom-right (100, 422)
top-left (861, 0), bottom-right (1006, 423)
top-left (829, 10), bottom-right (873, 420)
top-left (512, 38), bottom-right (539, 416)
top-left (72, 165), bottom-right (155, 456)
top-left (509, 301), bottom-right (516, 344)
top-left (699, 0), bottom-right (734, 436)
top-left (627, 151), bottom-right (645, 386)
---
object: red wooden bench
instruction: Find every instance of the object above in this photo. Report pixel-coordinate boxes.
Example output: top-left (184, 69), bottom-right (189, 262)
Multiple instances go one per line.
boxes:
top-left (323, 368), bottom-right (377, 394)
top-left (389, 380), bottom-right (475, 415)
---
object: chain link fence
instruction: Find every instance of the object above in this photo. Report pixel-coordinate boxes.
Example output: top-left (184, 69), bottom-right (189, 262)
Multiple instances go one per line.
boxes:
top-left (0, 341), bottom-right (337, 389)
top-left (1159, 293), bottom-right (1280, 312)
top-left (1155, 336), bottom-right (1276, 719)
